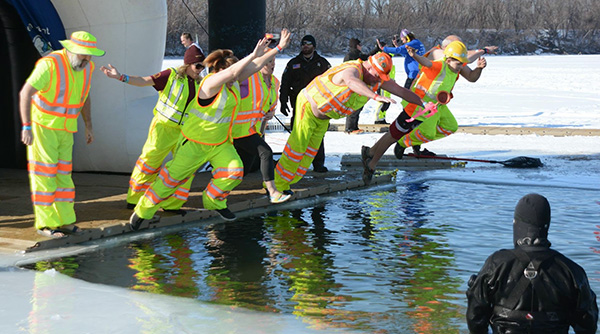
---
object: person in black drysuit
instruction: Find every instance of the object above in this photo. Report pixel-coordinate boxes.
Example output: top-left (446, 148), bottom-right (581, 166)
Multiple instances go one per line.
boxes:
top-left (466, 193), bottom-right (598, 334)
top-left (343, 37), bottom-right (369, 134)
top-left (279, 34), bottom-right (331, 172)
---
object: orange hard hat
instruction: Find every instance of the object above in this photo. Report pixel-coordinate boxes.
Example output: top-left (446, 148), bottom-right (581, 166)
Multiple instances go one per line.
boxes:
top-left (368, 52), bottom-right (392, 81)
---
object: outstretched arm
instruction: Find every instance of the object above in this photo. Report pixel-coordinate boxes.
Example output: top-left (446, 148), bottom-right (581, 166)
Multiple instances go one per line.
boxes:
top-left (467, 46), bottom-right (497, 63)
top-left (460, 57), bottom-right (486, 82)
top-left (381, 80), bottom-right (423, 106)
top-left (407, 46), bottom-right (432, 68)
top-left (100, 64), bottom-right (154, 87)
top-left (198, 38), bottom-right (269, 99)
top-left (238, 29), bottom-right (291, 82)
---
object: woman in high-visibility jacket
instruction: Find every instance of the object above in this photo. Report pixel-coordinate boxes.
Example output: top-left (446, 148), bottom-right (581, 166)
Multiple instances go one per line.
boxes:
top-left (232, 55), bottom-right (291, 204)
top-left (130, 29), bottom-right (291, 227)
top-left (100, 46), bottom-right (205, 211)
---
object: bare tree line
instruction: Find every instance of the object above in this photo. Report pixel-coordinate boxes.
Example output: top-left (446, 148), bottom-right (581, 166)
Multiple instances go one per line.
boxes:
top-left (166, 0), bottom-right (600, 56)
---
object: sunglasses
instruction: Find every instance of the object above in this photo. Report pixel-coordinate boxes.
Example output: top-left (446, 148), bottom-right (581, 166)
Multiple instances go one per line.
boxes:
top-left (301, 41), bottom-right (313, 46)
top-left (193, 63), bottom-right (203, 70)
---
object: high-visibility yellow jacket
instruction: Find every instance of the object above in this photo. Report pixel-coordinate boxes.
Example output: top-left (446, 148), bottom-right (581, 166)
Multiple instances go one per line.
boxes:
top-left (304, 60), bottom-right (381, 119)
top-left (154, 68), bottom-right (198, 125)
top-left (182, 73), bottom-right (240, 145)
top-left (232, 72), bottom-right (279, 139)
top-left (30, 49), bottom-right (93, 132)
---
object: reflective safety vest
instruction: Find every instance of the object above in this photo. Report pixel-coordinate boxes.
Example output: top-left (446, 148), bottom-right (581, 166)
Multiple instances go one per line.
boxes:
top-left (402, 59), bottom-right (458, 116)
top-left (154, 68), bottom-right (198, 125)
top-left (31, 50), bottom-right (93, 132)
top-left (181, 73), bottom-right (240, 145)
top-left (232, 72), bottom-right (279, 139)
top-left (304, 60), bottom-right (382, 119)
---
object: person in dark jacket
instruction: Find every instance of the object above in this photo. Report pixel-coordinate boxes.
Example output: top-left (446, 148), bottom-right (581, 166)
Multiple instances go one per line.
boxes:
top-left (466, 193), bottom-right (598, 334)
top-left (343, 38), bottom-right (369, 134)
top-left (279, 34), bottom-right (331, 172)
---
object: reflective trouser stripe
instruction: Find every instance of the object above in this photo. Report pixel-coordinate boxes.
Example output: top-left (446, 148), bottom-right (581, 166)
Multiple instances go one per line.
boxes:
top-left (27, 123), bottom-right (76, 229)
top-left (275, 95), bottom-right (329, 192)
top-left (127, 116), bottom-right (182, 206)
top-left (400, 105), bottom-right (458, 148)
top-left (135, 136), bottom-right (243, 219)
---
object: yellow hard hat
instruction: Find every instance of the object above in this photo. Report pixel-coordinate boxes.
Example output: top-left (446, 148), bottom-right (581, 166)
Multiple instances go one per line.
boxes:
top-left (444, 41), bottom-right (467, 63)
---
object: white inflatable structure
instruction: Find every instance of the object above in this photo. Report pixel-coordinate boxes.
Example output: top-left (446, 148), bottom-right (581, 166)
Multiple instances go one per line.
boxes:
top-left (51, 0), bottom-right (168, 172)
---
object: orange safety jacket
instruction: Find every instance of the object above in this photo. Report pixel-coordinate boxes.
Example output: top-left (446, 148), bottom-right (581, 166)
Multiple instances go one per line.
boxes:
top-left (402, 59), bottom-right (459, 116)
top-left (232, 72), bottom-right (279, 139)
top-left (181, 73), bottom-right (240, 145)
top-left (304, 60), bottom-right (382, 119)
top-left (31, 49), bottom-right (93, 132)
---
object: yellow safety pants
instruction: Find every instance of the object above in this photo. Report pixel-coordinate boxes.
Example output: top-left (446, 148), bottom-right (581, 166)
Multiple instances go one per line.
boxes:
top-left (275, 97), bottom-right (329, 191)
top-left (398, 105), bottom-right (458, 148)
top-left (27, 123), bottom-right (76, 230)
top-left (127, 115), bottom-right (192, 209)
top-left (135, 136), bottom-right (243, 219)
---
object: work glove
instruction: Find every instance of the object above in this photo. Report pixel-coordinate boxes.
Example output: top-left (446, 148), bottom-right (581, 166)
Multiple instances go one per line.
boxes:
top-left (280, 102), bottom-right (289, 116)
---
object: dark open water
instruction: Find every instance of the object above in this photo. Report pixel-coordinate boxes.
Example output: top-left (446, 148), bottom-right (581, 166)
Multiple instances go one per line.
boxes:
top-left (23, 164), bottom-right (600, 333)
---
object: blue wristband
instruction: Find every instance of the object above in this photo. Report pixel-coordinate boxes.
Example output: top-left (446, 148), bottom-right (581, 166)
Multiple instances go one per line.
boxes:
top-left (124, 74), bottom-right (129, 83)
top-left (22, 125), bottom-right (32, 131)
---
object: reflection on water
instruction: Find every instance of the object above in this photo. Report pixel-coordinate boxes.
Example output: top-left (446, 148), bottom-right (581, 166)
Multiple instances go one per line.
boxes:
top-left (23, 180), bottom-right (600, 333)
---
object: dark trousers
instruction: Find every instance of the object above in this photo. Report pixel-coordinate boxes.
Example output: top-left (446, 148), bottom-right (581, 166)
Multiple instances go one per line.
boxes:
top-left (345, 107), bottom-right (362, 132)
top-left (233, 133), bottom-right (275, 181)
top-left (404, 77), bottom-right (415, 89)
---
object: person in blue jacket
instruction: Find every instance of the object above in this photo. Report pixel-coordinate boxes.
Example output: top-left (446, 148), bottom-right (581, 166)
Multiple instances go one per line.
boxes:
top-left (377, 29), bottom-right (425, 89)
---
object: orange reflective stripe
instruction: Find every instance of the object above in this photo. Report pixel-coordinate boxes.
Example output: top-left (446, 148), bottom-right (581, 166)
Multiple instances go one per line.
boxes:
top-left (57, 159), bottom-right (72, 174)
top-left (135, 158), bottom-right (159, 175)
top-left (55, 187), bottom-right (75, 201)
top-left (437, 125), bottom-right (454, 136)
top-left (172, 187), bottom-right (190, 201)
top-left (144, 188), bottom-right (163, 205)
top-left (296, 165), bottom-right (308, 177)
top-left (158, 168), bottom-right (187, 189)
top-left (282, 143), bottom-right (303, 163)
top-left (28, 160), bottom-right (58, 177)
top-left (205, 182), bottom-right (230, 200)
top-left (129, 178), bottom-right (151, 192)
top-left (32, 191), bottom-right (55, 206)
top-left (275, 164), bottom-right (294, 182)
top-left (212, 167), bottom-right (244, 180)
top-left (413, 129), bottom-right (430, 143)
top-left (305, 146), bottom-right (318, 158)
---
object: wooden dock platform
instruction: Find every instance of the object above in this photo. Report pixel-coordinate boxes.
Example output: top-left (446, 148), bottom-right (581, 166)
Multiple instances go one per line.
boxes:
top-left (0, 167), bottom-right (393, 254)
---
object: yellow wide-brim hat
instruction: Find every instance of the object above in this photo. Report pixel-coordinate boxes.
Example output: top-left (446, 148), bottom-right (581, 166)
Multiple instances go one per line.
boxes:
top-left (60, 31), bottom-right (105, 57)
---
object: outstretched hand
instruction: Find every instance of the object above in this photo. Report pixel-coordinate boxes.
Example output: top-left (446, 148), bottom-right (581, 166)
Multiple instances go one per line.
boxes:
top-left (477, 57), bottom-right (487, 69)
top-left (374, 94), bottom-right (396, 104)
top-left (278, 28), bottom-right (291, 50)
top-left (251, 38), bottom-right (269, 58)
top-left (100, 64), bottom-right (120, 80)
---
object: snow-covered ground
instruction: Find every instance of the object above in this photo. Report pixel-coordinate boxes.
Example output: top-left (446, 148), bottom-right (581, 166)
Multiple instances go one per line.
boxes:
top-left (1, 54), bottom-right (599, 333)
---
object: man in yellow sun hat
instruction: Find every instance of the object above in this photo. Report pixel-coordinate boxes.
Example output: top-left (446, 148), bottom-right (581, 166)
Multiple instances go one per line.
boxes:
top-left (19, 31), bottom-right (105, 238)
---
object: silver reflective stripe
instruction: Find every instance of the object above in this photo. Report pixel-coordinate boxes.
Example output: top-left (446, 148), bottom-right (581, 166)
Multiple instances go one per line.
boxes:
top-left (155, 72), bottom-right (187, 123)
top-left (32, 95), bottom-right (81, 115)
top-left (188, 86), bottom-right (232, 124)
top-left (155, 100), bottom-right (185, 123)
